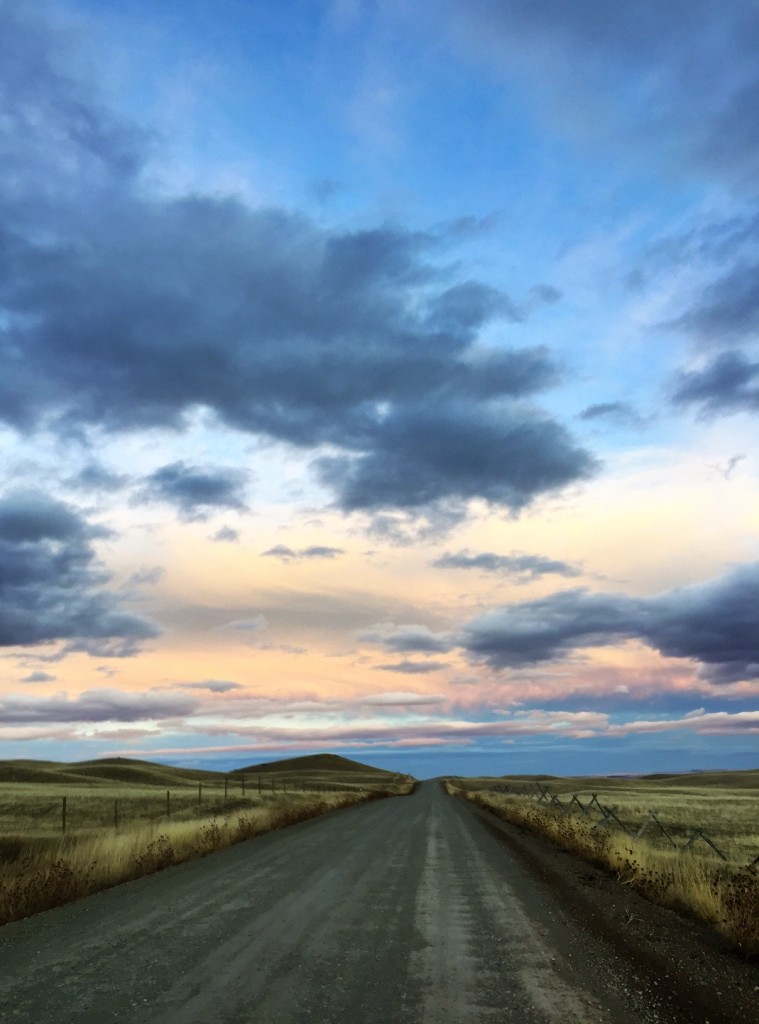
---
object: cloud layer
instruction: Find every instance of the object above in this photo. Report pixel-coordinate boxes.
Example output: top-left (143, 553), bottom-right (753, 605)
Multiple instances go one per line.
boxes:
top-left (463, 563), bottom-right (759, 682)
top-left (0, 5), bottom-right (594, 524)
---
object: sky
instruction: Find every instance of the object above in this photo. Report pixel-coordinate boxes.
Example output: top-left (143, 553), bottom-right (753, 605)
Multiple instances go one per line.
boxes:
top-left (1, 0), bottom-right (758, 778)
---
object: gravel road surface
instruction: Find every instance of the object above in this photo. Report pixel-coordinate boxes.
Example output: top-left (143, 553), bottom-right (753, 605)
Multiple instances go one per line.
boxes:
top-left (1, 781), bottom-right (756, 1023)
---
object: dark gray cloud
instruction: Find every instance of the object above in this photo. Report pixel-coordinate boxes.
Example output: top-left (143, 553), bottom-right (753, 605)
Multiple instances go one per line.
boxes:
top-left (262, 544), bottom-right (345, 561)
top-left (0, 490), bottom-right (160, 653)
top-left (433, 549), bottom-right (580, 582)
top-left (0, 688), bottom-right (196, 724)
top-left (318, 404), bottom-right (595, 514)
top-left (0, 7), bottom-right (593, 521)
top-left (671, 351), bottom-right (759, 416)
top-left (140, 462), bottom-right (248, 520)
top-left (372, 660), bottom-right (447, 674)
top-left (462, 563), bottom-right (759, 682)
top-left (359, 624), bottom-right (453, 654)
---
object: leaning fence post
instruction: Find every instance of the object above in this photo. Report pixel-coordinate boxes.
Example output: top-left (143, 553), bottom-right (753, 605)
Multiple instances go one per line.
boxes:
top-left (682, 829), bottom-right (727, 861)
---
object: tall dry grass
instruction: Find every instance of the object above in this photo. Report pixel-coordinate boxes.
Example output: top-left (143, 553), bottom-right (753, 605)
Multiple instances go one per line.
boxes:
top-left (0, 786), bottom-right (408, 926)
top-left (445, 782), bottom-right (759, 958)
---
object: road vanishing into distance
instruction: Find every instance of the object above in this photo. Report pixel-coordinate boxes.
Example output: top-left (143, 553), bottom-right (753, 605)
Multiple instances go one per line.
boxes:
top-left (1, 782), bottom-right (756, 1024)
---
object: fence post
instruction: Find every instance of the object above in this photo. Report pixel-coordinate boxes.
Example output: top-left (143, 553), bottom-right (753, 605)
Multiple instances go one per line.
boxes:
top-left (62, 796), bottom-right (67, 833)
top-left (682, 829), bottom-right (727, 861)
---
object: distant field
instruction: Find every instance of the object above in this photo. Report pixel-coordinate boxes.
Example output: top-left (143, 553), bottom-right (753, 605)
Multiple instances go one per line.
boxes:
top-left (0, 754), bottom-right (415, 925)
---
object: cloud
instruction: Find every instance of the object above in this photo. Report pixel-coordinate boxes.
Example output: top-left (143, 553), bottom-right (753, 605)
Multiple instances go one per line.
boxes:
top-left (212, 526), bottom-right (240, 543)
top-left (140, 462), bottom-right (248, 521)
top-left (0, 7), bottom-right (593, 521)
top-left (462, 562), bottom-right (759, 682)
top-left (433, 549), bottom-right (580, 582)
top-left (0, 688), bottom-right (196, 724)
top-left (670, 262), bottom-right (759, 347)
top-left (216, 616), bottom-right (267, 632)
top-left (262, 544), bottom-right (345, 561)
top-left (128, 566), bottom-right (164, 587)
top-left (373, 660), bottom-right (448, 674)
top-left (66, 462), bottom-right (129, 492)
top-left (360, 691), bottom-right (446, 706)
top-left (0, 490), bottom-right (160, 653)
top-left (181, 679), bottom-right (244, 693)
top-left (672, 351), bottom-right (759, 416)
top-left (318, 404), bottom-right (596, 516)
top-left (442, 1), bottom-right (759, 186)
top-left (359, 623), bottom-right (453, 653)
top-left (579, 402), bottom-right (645, 427)
top-left (19, 670), bottom-right (56, 684)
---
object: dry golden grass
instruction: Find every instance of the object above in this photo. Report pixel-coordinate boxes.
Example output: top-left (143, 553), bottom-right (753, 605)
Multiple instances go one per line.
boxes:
top-left (444, 776), bottom-right (759, 958)
top-left (0, 755), bottom-right (415, 925)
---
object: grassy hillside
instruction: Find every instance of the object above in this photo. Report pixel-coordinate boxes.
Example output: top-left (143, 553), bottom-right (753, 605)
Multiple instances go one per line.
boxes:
top-left (233, 752), bottom-right (404, 782)
top-left (0, 757), bottom-right (224, 787)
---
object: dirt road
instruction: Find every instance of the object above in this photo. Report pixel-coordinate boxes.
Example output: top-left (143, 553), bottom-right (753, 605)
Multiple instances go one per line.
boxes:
top-left (0, 781), bottom-right (756, 1023)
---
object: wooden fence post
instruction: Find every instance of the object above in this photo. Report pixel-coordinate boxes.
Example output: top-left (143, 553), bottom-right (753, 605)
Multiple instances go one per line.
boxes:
top-left (682, 829), bottom-right (727, 861)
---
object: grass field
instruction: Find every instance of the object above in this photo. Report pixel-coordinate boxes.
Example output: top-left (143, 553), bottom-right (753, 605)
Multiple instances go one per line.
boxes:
top-left (444, 769), bottom-right (759, 957)
top-left (0, 754), bottom-right (415, 925)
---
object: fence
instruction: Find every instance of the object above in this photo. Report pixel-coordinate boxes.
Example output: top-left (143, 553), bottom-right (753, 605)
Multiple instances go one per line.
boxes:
top-left (0, 775), bottom-right (389, 836)
top-left (464, 779), bottom-right (759, 867)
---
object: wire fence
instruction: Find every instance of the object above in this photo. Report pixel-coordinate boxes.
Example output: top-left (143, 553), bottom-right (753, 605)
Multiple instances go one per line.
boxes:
top-left (0, 775), bottom-right (394, 836)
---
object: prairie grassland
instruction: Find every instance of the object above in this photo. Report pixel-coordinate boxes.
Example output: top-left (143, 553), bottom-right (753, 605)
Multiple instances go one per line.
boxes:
top-left (0, 756), bottom-right (415, 926)
top-left (444, 773), bottom-right (759, 957)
